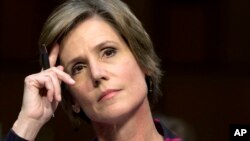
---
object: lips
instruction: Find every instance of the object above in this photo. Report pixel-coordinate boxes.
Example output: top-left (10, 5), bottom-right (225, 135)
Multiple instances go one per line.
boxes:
top-left (98, 89), bottom-right (121, 102)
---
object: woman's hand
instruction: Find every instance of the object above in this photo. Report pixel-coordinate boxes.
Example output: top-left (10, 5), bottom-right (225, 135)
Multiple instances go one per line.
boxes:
top-left (12, 44), bottom-right (75, 140)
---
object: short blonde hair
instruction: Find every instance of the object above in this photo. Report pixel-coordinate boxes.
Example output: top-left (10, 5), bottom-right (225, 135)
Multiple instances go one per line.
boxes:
top-left (39, 0), bottom-right (162, 125)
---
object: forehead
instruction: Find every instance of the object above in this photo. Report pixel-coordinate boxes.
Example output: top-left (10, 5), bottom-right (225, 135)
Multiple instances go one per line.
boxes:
top-left (59, 16), bottom-right (125, 63)
top-left (67, 16), bottom-right (119, 42)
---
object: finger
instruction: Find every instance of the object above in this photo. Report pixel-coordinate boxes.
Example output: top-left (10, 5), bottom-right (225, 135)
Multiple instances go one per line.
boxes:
top-left (46, 66), bottom-right (75, 85)
top-left (56, 66), bottom-right (63, 86)
top-left (47, 71), bottom-right (62, 101)
top-left (39, 75), bottom-right (55, 102)
top-left (51, 99), bottom-right (59, 114)
top-left (49, 43), bottom-right (59, 67)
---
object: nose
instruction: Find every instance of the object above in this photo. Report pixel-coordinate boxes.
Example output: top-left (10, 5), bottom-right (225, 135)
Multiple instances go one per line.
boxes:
top-left (89, 61), bottom-right (108, 87)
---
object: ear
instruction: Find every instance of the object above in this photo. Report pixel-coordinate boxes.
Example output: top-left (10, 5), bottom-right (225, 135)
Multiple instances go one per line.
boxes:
top-left (72, 103), bottom-right (81, 113)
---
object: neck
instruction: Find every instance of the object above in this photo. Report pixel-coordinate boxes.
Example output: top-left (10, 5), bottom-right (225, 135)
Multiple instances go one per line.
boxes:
top-left (92, 98), bottom-right (163, 141)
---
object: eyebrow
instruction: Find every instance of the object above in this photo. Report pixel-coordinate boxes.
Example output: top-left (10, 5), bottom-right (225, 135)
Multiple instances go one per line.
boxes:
top-left (63, 56), bottom-right (87, 73)
top-left (63, 40), bottom-right (119, 71)
top-left (94, 40), bottom-right (118, 51)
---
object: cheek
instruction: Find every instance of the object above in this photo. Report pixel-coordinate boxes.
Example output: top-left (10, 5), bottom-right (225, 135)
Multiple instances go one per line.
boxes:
top-left (128, 70), bottom-right (147, 97)
top-left (68, 80), bottom-right (93, 105)
top-left (118, 58), bottom-right (147, 96)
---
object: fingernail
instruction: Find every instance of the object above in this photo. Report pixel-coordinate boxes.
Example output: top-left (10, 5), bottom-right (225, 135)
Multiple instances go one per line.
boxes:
top-left (69, 79), bottom-right (75, 84)
top-left (57, 93), bottom-right (62, 101)
top-left (57, 66), bottom-right (64, 70)
top-left (49, 96), bottom-right (53, 103)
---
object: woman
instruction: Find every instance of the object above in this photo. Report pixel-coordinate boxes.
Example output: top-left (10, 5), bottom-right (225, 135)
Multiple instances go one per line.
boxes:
top-left (5, 0), bottom-right (182, 140)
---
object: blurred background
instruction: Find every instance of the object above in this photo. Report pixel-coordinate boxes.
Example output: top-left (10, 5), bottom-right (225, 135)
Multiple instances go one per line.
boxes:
top-left (1, 0), bottom-right (250, 140)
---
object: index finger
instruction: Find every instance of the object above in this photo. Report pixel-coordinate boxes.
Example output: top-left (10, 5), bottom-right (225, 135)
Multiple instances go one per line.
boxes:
top-left (49, 43), bottom-right (59, 66)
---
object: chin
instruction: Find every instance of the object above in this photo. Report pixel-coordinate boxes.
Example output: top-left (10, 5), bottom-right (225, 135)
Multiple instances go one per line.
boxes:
top-left (88, 104), bottom-right (131, 124)
top-left (91, 98), bottom-right (146, 124)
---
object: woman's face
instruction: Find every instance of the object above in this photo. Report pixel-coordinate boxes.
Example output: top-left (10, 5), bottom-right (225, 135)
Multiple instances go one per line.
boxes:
top-left (60, 16), bottom-right (147, 123)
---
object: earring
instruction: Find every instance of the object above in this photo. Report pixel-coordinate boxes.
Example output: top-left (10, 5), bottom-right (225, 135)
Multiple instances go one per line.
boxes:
top-left (146, 76), bottom-right (153, 94)
top-left (72, 105), bottom-right (80, 113)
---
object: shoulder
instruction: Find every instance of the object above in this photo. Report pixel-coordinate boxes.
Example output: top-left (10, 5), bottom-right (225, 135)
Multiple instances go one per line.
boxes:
top-left (4, 129), bottom-right (28, 141)
top-left (154, 118), bottom-right (183, 141)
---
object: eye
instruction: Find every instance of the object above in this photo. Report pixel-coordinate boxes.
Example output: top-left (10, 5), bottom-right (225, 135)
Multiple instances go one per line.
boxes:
top-left (102, 47), bottom-right (117, 58)
top-left (71, 63), bottom-right (86, 75)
